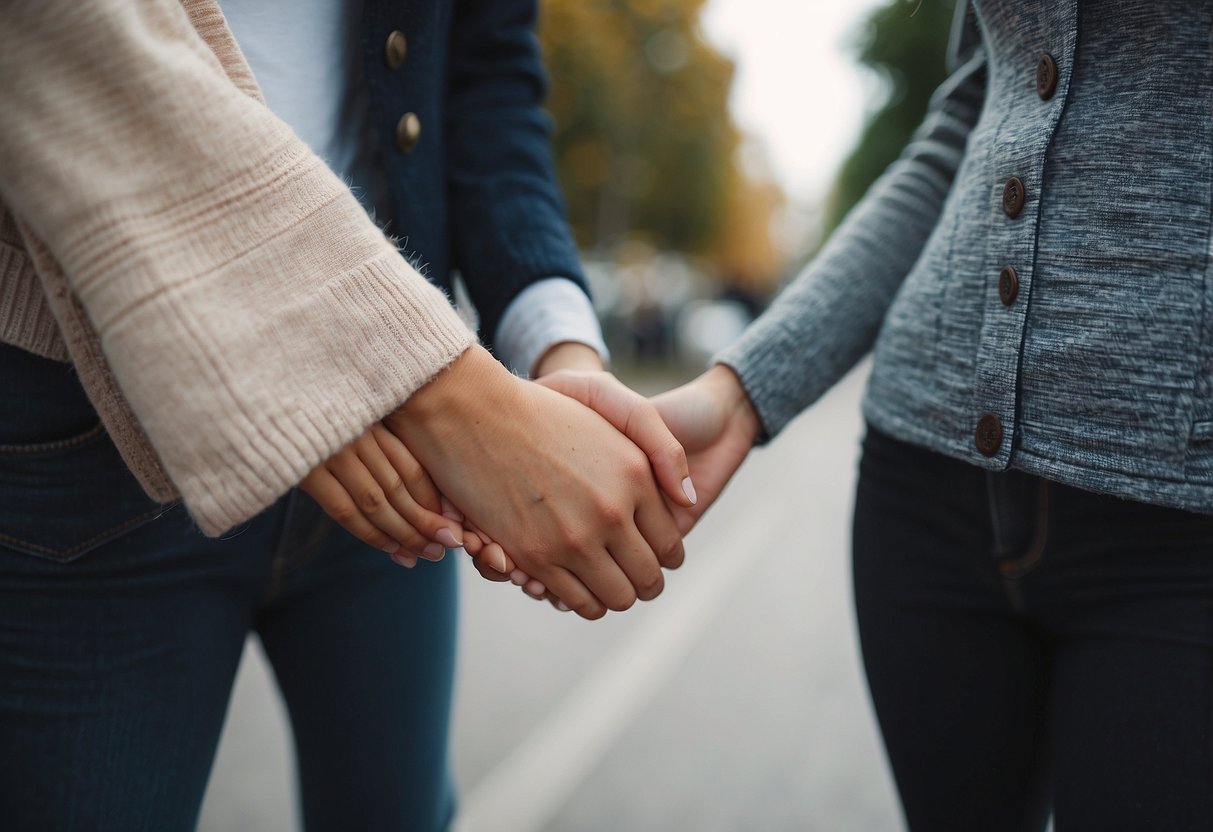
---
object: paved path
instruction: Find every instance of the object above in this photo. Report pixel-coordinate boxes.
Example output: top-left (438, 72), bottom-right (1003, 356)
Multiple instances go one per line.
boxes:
top-left (199, 362), bottom-right (902, 831)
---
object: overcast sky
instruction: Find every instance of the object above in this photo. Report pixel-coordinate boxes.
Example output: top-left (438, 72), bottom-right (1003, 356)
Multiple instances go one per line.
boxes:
top-left (700, 0), bottom-right (886, 204)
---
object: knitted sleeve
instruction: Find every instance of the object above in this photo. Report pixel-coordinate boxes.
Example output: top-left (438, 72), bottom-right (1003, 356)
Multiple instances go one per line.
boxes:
top-left (0, 0), bottom-right (476, 535)
top-left (716, 17), bottom-right (987, 440)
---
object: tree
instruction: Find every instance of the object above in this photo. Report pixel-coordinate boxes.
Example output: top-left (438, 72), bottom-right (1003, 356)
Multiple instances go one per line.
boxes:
top-left (825, 0), bottom-right (957, 232)
top-left (539, 0), bottom-right (784, 291)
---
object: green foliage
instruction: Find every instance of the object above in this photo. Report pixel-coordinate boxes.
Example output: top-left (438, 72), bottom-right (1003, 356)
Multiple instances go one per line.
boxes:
top-left (825, 0), bottom-right (957, 232)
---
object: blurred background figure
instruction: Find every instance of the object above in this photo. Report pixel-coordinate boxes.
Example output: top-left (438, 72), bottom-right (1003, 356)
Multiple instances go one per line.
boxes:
top-left (201, 2), bottom-right (959, 830)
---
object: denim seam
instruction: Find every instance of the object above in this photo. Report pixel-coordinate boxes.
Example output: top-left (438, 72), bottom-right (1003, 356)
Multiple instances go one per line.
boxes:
top-left (0, 422), bottom-right (104, 455)
top-left (986, 471), bottom-right (1008, 556)
top-left (997, 479), bottom-right (1051, 579)
top-left (0, 506), bottom-right (167, 560)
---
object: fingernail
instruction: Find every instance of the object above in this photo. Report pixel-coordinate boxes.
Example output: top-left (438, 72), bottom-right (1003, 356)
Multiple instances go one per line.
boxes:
top-left (423, 542), bottom-right (445, 559)
top-left (390, 552), bottom-right (417, 569)
top-left (525, 579), bottom-right (546, 598)
top-left (382, 542), bottom-right (401, 555)
top-left (436, 527), bottom-right (462, 548)
top-left (556, 600), bottom-right (571, 612)
top-left (682, 476), bottom-right (697, 505)
top-left (491, 549), bottom-right (509, 574)
top-left (510, 569), bottom-right (528, 586)
top-left (477, 530), bottom-right (492, 546)
top-left (440, 497), bottom-right (463, 522)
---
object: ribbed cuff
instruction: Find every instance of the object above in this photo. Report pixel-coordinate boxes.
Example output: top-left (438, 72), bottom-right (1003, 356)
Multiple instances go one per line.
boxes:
top-left (0, 240), bottom-right (70, 361)
top-left (170, 253), bottom-right (476, 536)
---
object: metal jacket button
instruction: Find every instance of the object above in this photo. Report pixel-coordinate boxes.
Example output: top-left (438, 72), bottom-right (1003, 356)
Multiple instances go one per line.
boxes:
top-left (1003, 176), bottom-right (1025, 218)
top-left (385, 31), bottom-right (408, 70)
top-left (395, 113), bottom-right (421, 153)
top-left (975, 413), bottom-right (1004, 457)
top-left (1036, 53), bottom-right (1058, 100)
top-left (999, 266), bottom-right (1019, 306)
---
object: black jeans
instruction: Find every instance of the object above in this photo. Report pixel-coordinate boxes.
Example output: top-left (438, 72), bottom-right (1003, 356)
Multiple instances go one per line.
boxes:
top-left (853, 426), bottom-right (1213, 832)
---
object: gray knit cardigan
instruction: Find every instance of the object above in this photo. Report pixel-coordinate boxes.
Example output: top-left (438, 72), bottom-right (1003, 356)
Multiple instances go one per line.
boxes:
top-left (719, 0), bottom-right (1213, 513)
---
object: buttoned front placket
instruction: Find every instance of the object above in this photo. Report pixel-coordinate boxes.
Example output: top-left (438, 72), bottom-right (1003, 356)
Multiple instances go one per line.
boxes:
top-left (969, 1), bottom-right (1077, 469)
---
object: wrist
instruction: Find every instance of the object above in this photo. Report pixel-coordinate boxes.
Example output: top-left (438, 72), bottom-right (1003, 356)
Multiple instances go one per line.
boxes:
top-left (704, 363), bottom-right (762, 445)
top-left (533, 341), bottom-right (606, 377)
top-left (388, 345), bottom-right (519, 446)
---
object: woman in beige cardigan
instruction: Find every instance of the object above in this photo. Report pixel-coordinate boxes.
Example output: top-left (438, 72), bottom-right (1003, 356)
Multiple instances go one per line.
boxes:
top-left (0, 1), bottom-right (691, 829)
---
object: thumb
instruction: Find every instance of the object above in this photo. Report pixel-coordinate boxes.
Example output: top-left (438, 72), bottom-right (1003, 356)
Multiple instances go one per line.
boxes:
top-left (537, 371), bottom-right (696, 508)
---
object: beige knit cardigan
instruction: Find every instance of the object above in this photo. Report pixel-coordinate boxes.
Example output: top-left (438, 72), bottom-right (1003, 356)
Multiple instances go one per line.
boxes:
top-left (0, 0), bottom-right (477, 535)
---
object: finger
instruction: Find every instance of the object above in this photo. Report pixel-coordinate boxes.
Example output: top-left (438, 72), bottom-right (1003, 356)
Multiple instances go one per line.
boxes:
top-left (539, 372), bottom-right (695, 508)
top-left (554, 545), bottom-right (638, 613)
top-left (543, 590), bottom-right (573, 612)
top-left (301, 466), bottom-right (412, 558)
top-left (533, 565), bottom-right (608, 620)
top-left (462, 532), bottom-right (483, 556)
top-left (522, 578), bottom-right (547, 598)
top-left (633, 490), bottom-right (686, 571)
top-left (372, 423), bottom-right (443, 511)
top-left (359, 428), bottom-right (464, 555)
top-left (327, 447), bottom-right (437, 557)
top-left (471, 558), bottom-right (513, 583)
top-left (463, 523), bottom-right (502, 557)
top-left (470, 541), bottom-right (513, 578)
top-left (440, 496), bottom-right (463, 523)
top-left (390, 552), bottom-right (419, 569)
top-left (606, 525), bottom-right (665, 603)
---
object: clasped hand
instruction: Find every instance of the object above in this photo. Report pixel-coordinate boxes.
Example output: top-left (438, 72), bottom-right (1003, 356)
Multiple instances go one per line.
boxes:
top-left (301, 346), bottom-right (759, 619)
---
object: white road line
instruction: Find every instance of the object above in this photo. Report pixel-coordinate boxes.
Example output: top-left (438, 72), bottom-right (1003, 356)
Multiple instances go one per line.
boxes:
top-left (452, 492), bottom-right (793, 832)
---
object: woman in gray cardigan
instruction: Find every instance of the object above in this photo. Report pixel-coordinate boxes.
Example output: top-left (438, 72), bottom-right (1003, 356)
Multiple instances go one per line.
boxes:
top-left (542, 1), bottom-right (1213, 828)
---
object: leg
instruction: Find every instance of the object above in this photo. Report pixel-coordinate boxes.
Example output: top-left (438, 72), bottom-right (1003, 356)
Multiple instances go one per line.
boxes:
top-left (1037, 490), bottom-right (1213, 831)
top-left (0, 505), bottom-right (274, 832)
top-left (852, 427), bottom-right (1053, 832)
top-left (256, 494), bottom-right (458, 832)
top-left (0, 341), bottom-right (279, 831)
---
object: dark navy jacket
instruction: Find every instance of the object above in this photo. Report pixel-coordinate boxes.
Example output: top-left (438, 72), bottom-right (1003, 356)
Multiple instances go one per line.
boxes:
top-left (360, 0), bottom-right (587, 346)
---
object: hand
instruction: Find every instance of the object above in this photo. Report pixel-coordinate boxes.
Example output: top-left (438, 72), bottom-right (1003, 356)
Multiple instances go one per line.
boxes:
top-left (466, 348), bottom-right (697, 606)
top-left (300, 423), bottom-right (466, 567)
top-left (540, 363), bottom-right (761, 535)
top-left (386, 346), bottom-right (694, 619)
top-left (649, 364), bottom-right (761, 533)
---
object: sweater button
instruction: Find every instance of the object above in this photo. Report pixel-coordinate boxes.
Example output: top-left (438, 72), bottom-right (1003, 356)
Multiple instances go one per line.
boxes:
top-left (385, 31), bottom-right (408, 70)
top-left (1002, 176), bottom-right (1025, 218)
top-left (395, 113), bottom-right (421, 153)
top-left (1036, 53), bottom-right (1058, 100)
top-left (975, 413), bottom-right (1004, 457)
top-left (998, 266), bottom-right (1019, 306)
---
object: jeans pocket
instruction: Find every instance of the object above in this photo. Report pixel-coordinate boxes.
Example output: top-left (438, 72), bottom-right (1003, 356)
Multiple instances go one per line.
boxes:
top-left (0, 422), bottom-right (168, 562)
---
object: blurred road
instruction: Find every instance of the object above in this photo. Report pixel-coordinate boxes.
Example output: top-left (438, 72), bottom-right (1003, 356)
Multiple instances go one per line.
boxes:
top-left (198, 361), bottom-right (902, 832)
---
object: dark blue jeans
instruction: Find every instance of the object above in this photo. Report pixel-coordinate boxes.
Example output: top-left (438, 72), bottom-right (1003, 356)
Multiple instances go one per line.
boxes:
top-left (853, 426), bottom-right (1213, 832)
top-left (0, 344), bottom-right (458, 831)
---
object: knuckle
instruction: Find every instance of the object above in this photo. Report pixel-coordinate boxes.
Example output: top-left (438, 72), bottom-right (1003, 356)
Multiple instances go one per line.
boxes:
top-left (550, 528), bottom-right (582, 559)
top-left (401, 463), bottom-right (427, 491)
top-left (384, 474), bottom-right (408, 498)
top-left (400, 530), bottom-right (428, 552)
top-left (330, 502), bottom-right (360, 526)
top-left (636, 568), bottom-right (664, 600)
top-left (606, 588), bottom-right (637, 612)
top-left (358, 487), bottom-right (388, 514)
top-left (623, 455), bottom-right (651, 486)
top-left (659, 437), bottom-right (684, 464)
top-left (661, 538), bottom-right (685, 568)
top-left (599, 503), bottom-right (626, 530)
